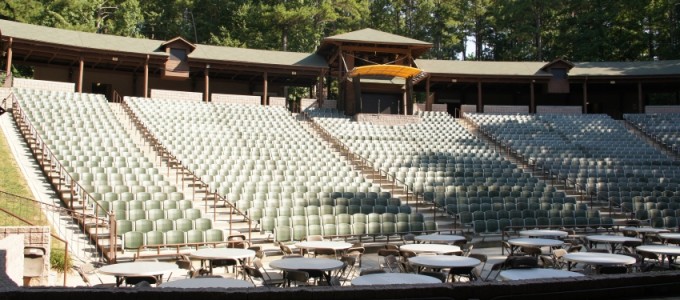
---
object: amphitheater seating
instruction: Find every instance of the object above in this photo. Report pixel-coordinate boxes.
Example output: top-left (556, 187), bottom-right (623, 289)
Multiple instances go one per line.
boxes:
top-left (125, 97), bottom-right (414, 241)
top-left (306, 108), bottom-right (576, 229)
top-left (13, 88), bottom-right (213, 253)
top-left (467, 112), bottom-right (680, 229)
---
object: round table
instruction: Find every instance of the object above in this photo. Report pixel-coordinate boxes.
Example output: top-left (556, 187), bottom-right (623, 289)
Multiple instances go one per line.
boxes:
top-left (160, 277), bottom-right (254, 288)
top-left (586, 235), bottom-right (642, 253)
top-left (351, 273), bottom-right (442, 286)
top-left (658, 233), bottom-right (680, 244)
top-left (269, 257), bottom-right (344, 285)
top-left (563, 252), bottom-right (636, 270)
top-left (98, 262), bottom-right (179, 287)
top-left (507, 238), bottom-right (563, 255)
top-left (519, 230), bottom-right (568, 238)
top-left (408, 255), bottom-right (480, 270)
top-left (190, 248), bottom-right (255, 275)
top-left (399, 244), bottom-right (461, 255)
top-left (636, 245), bottom-right (680, 266)
top-left (414, 234), bottom-right (467, 244)
top-left (499, 268), bottom-right (584, 281)
top-left (295, 241), bottom-right (352, 257)
top-left (622, 227), bottom-right (670, 241)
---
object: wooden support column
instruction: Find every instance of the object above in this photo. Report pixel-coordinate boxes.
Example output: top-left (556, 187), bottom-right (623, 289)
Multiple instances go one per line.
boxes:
top-left (406, 77), bottom-right (414, 115)
top-left (477, 81), bottom-right (483, 113)
top-left (317, 70), bottom-right (326, 108)
top-left (77, 56), bottom-right (84, 93)
top-left (353, 75), bottom-right (362, 113)
top-left (582, 82), bottom-right (588, 114)
top-left (204, 65), bottom-right (210, 102)
top-left (425, 76), bottom-right (432, 111)
top-left (530, 81), bottom-right (535, 113)
top-left (344, 53), bottom-right (356, 115)
top-left (143, 55), bottom-right (149, 98)
top-left (4, 37), bottom-right (12, 75)
top-left (262, 72), bottom-right (268, 105)
top-left (638, 81), bottom-right (644, 113)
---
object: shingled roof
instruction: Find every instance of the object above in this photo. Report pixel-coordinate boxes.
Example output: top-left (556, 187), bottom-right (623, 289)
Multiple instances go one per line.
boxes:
top-left (323, 28), bottom-right (432, 46)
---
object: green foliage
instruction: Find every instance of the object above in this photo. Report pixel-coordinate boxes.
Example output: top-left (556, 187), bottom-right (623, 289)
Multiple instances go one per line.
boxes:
top-left (2, 0), bottom-right (680, 61)
top-left (50, 247), bottom-right (72, 274)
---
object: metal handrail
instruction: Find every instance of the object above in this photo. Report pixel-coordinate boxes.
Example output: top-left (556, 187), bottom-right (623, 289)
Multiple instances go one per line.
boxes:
top-left (119, 97), bottom-right (253, 240)
top-left (11, 93), bottom-right (114, 262)
top-left (301, 111), bottom-right (420, 210)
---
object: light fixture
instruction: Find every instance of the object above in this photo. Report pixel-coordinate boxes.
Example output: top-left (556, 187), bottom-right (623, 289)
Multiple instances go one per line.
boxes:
top-left (111, 57), bottom-right (118, 61)
top-left (291, 71), bottom-right (297, 75)
top-left (610, 80), bottom-right (616, 84)
top-left (451, 79), bottom-right (457, 83)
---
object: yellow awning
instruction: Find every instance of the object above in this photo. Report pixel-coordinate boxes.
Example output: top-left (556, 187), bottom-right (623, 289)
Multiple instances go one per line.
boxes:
top-left (348, 65), bottom-right (425, 78)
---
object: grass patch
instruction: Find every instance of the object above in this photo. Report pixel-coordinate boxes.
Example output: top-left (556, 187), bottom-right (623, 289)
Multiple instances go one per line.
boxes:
top-left (0, 123), bottom-right (69, 272)
top-left (0, 123), bottom-right (32, 197)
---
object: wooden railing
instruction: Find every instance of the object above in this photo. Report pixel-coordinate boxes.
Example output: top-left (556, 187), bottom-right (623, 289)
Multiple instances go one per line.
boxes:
top-left (119, 98), bottom-right (253, 239)
top-left (10, 94), bottom-right (115, 262)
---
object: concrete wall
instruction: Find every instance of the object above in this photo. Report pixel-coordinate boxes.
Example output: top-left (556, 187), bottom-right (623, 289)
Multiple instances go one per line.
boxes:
top-left (151, 89), bottom-right (203, 102)
top-left (413, 103), bottom-right (447, 112)
top-left (0, 234), bottom-right (24, 287)
top-left (537, 105), bottom-right (583, 114)
top-left (13, 78), bottom-right (74, 93)
top-left (484, 105), bottom-right (529, 114)
top-left (2, 272), bottom-right (680, 300)
top-left (213, 94), bottom-right (261, 105)
top-left (0, 227), bottom-right (51, 286)
top-left (321, 100), bottom-right (337, 109)
top-left (646, 105), bottom-right (680, 113)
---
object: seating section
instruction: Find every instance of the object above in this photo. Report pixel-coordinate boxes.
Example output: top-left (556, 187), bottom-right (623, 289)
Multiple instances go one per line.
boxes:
top-left (625, 113), bottom-right (680, 155)
top-left (13, 88), bottom-right (211, 252)
top-left (467, 113), bottom-right (680, 229)
top-left (125, 97), bottom-right (410, 241)
top-left (305, 108), bottom-right (588, 233)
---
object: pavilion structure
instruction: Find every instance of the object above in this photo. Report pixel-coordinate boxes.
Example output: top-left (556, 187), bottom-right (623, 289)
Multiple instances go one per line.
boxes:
top-left (2, 20), bottom-right (680, 118)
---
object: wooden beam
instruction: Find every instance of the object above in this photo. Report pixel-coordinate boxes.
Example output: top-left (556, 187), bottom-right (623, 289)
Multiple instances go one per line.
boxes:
top-left (530, 81), bottom-right (535, 114)
top-left (143, 55), bottom-right (149, 98)
top-left (477, 81), bottom-right (482, 113)
top-left (638, 81), bottom-right (644, 113)
top-left (425, 76), bottom-right (432, 111)
top-left (263, 72), bottom-right (268, 105)
top-left (204, 65), bottom-right (210, 102)
top-left (77, 56), bottom-right (84, 93)
top-left (582, 82), bottom-right (588, 114)
top-left (4, 37), bottom-right (11, 75)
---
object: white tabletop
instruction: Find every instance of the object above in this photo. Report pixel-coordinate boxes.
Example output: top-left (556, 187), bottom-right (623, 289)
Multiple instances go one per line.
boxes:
top-left (269, 257), bottom-right (344, 272)
top-left (190, 248), bottom-right (255, 260)
top-left (351, 273), bottom-right (442, 286)
top-left (636, 245), bottom-right (680, 256)
top-left (563, 252), bottom-right (636, 266)
top-left (508, 238), bottom-right (564, 248)
top-left (622, 227), bottom-right (670, 234)
top-left (295, 241), bottom-right (353, 250)
top-left (99, 262), bottom-right (179, 277)
top-left (658, 233), bottom-right (680, 240)
top-left (499, 268), bottom-right (584, 281)
top-left (414, 234), bottom-right (467, 244)
top-left (160, 277), bottom-right (254, 288)
top-left (519, 230), bottom-right (568, 238)
top-left (400, 244), bottom-right (461, 254)
top-left (586, 235), bottom-right (641, 244)
top-left (408, 255), bottom-right (480, 269)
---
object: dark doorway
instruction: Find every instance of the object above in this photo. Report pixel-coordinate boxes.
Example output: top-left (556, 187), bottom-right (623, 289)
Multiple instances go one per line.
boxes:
top-left (361, 93), bottom-right (400, 114)
top-left (91, 83), bottom-right (113, 101)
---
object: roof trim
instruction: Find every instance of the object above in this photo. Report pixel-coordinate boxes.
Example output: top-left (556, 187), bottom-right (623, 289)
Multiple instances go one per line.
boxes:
top-left (161, 36), bottom-right (196, 52)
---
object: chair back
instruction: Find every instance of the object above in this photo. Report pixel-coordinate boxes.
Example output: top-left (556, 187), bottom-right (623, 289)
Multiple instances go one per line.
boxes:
top-left (285, 270), bottom-right (310, 287)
